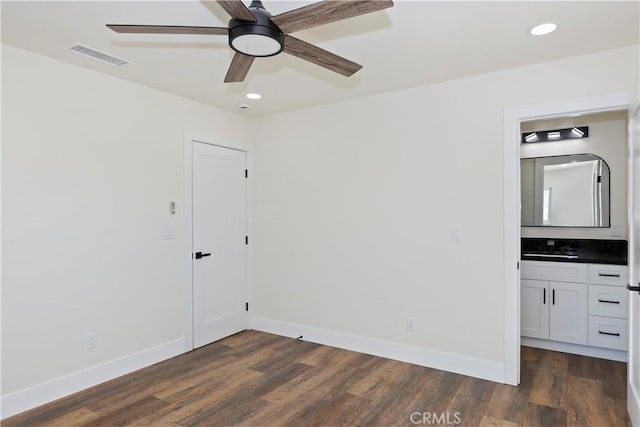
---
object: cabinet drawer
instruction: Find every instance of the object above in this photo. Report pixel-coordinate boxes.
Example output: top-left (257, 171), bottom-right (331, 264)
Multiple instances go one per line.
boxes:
top-left (521, 261), bottom-right (587, 283)
top-left (588, 316), bottom-right (628, 351)
top-left (588, 285), bottom-right (628, 319)
top-left (588, 264), bottom-right (628, 287)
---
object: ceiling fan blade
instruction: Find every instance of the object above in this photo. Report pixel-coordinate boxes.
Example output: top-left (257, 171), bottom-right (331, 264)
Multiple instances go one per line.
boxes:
top-left (106, 25), bottom-right (228, 35)
top-left (224, 52), bottom-right (255, 82)
top-left (216, 1), bottom-right (257, 22)
top-left (272, 0), bottom-right (393, 34)
top-left (283, 35), bottom-right (362, 77)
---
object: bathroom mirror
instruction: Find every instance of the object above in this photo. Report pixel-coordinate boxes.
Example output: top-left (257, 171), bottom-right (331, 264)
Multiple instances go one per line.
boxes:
top-left (521, 154), bottom-right (610, 227)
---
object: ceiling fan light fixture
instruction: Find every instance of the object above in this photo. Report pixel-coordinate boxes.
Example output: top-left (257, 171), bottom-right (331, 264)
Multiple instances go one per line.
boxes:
top-left (230, 31), bottom-right (282, 57)
top-left (228, 4), bottom-right (283, 58)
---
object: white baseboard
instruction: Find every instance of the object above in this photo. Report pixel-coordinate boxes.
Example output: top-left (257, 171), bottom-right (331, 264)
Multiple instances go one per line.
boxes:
top-left (0, 338), bottom-right (185, 420)
top-left (250, 316), bottom-right (505, 383)
top-left (521, 337), bottom-right (627, 362)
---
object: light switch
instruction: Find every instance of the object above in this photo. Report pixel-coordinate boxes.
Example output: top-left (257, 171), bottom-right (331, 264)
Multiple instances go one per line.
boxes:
top-left (454, 225), bottom-right (464, 241)
top-left (611, 225), bottom-right (621, 237)
top-left (161, 225), bottom-right (176, 240)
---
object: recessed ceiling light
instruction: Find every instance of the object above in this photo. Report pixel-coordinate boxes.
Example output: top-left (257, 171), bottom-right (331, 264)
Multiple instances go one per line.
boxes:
top-left (530, 23), bottom-right (557, 36)
top-left (246, 93), bottom-right (262, 100)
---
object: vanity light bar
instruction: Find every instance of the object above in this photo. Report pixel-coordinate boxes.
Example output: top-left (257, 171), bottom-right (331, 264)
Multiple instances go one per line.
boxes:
top-left (571, 127), bottom-right (584, 137)
top-left (521, 126), bottom-right (589, 143)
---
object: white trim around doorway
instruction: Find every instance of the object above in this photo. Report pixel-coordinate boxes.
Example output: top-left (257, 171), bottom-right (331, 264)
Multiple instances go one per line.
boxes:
top-left (503, 90), bottom-right (637, 386)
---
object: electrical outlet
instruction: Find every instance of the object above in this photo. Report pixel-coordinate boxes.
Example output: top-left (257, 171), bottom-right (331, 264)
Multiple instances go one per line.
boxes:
top-left (406, 317), bottom-right (416, 332)
top-left (85, 332), bottom-right (97, 350)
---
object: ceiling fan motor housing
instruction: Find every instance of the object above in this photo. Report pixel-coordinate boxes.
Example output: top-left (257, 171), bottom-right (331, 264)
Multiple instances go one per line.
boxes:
top-left (229, 6), bottom-right (284, 57)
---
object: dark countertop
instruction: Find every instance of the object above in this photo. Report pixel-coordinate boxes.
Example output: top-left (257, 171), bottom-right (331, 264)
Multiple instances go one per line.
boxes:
top-left (521, 238), bottom-right (627, 265)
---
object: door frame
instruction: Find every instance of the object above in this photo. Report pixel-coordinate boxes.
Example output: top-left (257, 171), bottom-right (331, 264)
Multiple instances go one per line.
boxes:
top-left (183, 130), bottom-right (253, 351)
top-left (627, 104), bottom-right (640, 426)
top-left (503, 90), bottom-right (637, 385)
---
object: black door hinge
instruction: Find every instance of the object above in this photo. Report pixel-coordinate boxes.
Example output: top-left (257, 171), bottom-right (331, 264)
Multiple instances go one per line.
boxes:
top-left (517, 261), bottom-right (520, 270)
top-left (245, 169), bottom-right (248, 178)
top-left (246, 302), bottom-right (249, 311)
top-left (245, 235), bottom-right (249, 245)
top-left (597, 175), bottom-right (602, 183)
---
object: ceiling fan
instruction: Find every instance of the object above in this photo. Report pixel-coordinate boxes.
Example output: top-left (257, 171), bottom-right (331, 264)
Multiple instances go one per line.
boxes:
top-left (107, 0), bottom-right (393, 83)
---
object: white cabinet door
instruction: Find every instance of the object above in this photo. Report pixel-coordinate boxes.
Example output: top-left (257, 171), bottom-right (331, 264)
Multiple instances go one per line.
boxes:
top-left (549, 281), bottom-right (588, 345)
top-left (521, 279), bottom-right (549, 339)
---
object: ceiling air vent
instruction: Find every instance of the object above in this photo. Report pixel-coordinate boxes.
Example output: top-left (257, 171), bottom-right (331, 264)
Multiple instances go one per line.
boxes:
top-left (69, 44), bottom-right (129, 67)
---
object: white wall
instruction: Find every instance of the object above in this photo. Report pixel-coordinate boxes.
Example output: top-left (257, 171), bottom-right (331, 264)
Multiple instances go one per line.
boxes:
top-left (2, 41), bottom-right (638, 415)
top-left (521, 113), bottom-right (628, 239)
top-left (252, 46), bottom-right (639, 369)
top-left (1, 45), bottom-right (255, 396)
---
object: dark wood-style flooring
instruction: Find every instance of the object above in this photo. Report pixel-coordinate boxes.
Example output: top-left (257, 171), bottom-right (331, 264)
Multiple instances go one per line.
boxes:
top-left (3, 330), bottom-right (630, 426)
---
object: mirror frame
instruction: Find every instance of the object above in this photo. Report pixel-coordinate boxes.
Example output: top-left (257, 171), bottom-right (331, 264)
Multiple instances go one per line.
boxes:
top-left (521, 153), bottom-right (611, 228)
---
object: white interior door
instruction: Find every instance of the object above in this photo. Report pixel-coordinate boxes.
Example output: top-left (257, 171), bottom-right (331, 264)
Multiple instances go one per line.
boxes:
top-left (192, 142), bottom-right (247, 348)
top-left (628, 104), bottom-right (640, 425)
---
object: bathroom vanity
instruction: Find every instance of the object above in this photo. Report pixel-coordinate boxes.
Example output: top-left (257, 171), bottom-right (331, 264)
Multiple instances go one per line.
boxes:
top-left (521, 238), bottom-right (628, 361)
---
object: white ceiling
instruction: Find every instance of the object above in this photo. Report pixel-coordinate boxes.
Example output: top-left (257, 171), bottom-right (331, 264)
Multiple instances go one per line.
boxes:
top-left (2, 1), bottom-right (638, 117)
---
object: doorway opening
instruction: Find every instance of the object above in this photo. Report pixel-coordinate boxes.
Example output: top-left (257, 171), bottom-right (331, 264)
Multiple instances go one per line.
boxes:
top-left (519, 111), bottom-right (629, 357)
top-left (503, 91), bottom-right (636, 386)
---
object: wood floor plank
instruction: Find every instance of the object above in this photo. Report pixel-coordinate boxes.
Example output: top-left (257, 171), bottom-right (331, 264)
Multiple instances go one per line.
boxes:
top-left (608, 396), bottom-right (632, 427)
top-left (83, 395), bottom-right (169, 427)
top-left (2, 333), bottom-right (630, 427)
top-left (351, 364), bottom-right (433, 426)
top-left (444, 376), bottom-right (497, 426)
top-left (486, 383), bottom-right (530, 425)
top-left (261, 350), bottom-right (363, 403)
top-left (127, 368), bottom-right (265, 426)
top-left (267, 365), bottom-right (371, 425)
top-left (296, 344), bottom-right (344, 366)
top-left (151, 346), bottom-right (274, 402)
top-left (602, 360), bottom-right (628, 400)
top-left (399, 369), bottom-right (465, 422)
top-left (567, 351), bottom-right (627, 399)
top-left (307, 392), bottom-right (371, 427)
top-left (250, 340), bottom-right (319, 374)
top-left (528, 349), bottom-right (568, 409)
top-left (479, 414), bottom-right (521, 427)
top-left (179, 362), bottom-right (313, 426)
top-left (233, 366), bottom-right (338, 426)
top-left (522, 403), bottom-right (567, 427)
top-left (485, 359), bottom-right (537, 424)
top-left (217, 329), bottom-right (264, 347)
top-left (565, 375), bottom-right (612, 427)
top-left (36, 407), bottom-right (99, 427)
